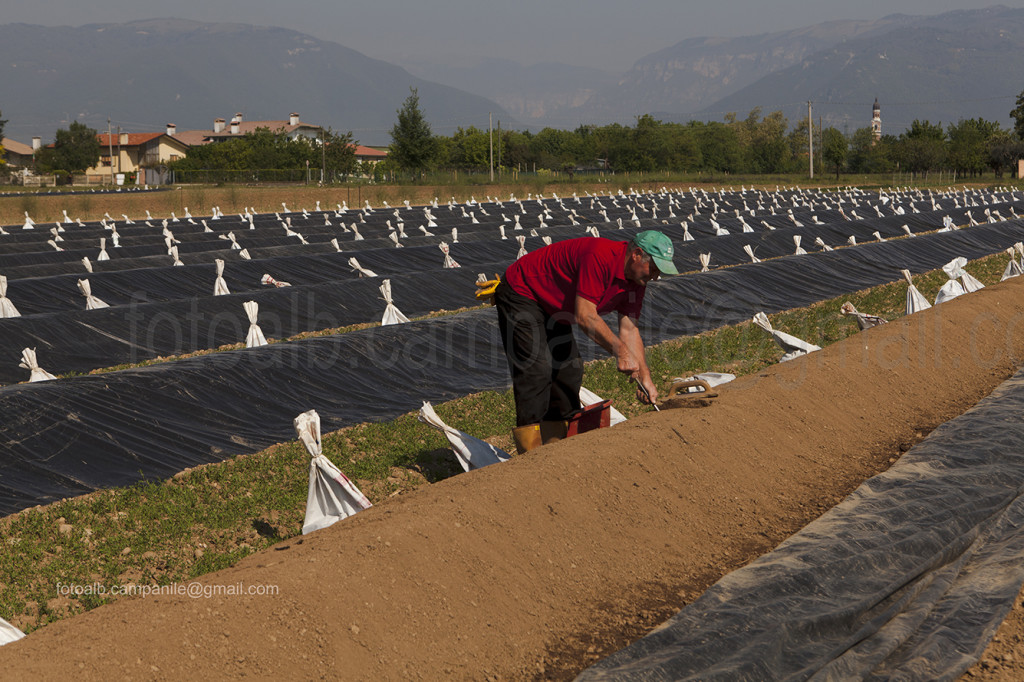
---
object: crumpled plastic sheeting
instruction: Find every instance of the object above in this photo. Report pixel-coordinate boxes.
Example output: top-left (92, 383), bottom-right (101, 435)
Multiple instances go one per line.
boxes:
top-left (578, 366), bottom-right (1024, 682)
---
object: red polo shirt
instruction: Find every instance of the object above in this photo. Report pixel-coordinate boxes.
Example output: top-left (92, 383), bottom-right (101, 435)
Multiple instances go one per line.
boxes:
top-left (504, 237), bottom-right (645, 319)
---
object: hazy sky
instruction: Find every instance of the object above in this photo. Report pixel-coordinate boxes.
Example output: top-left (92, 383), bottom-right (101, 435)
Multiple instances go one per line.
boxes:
top-left (7, 0), bottom-right (1024, 72)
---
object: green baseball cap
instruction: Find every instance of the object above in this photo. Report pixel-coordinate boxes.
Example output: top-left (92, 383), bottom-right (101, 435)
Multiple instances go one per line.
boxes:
top-left (633, 230), bottom-right (678, 275)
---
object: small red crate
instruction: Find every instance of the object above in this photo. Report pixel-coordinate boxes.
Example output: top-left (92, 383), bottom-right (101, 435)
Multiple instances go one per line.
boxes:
top-left (567, 399), bottom-right (612, 437)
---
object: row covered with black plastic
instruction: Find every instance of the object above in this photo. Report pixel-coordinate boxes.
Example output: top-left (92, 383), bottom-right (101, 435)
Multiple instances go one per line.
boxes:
top-left (1, 221), bottom-right (1023, 512)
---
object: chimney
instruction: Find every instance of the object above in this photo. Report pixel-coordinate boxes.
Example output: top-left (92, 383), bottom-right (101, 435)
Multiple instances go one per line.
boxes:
top-left (230, 121), bottom-right (240, 135)
top-left (289, 112), bottom-right (300, 126)
top-left (166, 123), bottom-right (176, 136)
top-left (119, 132), bottom-right (129, 146)
top-left (31, 136), bottom-right (41, 151)
top-left (213, 118), bottom-right (225, 133)
top-left (234, 112), bottom-right (243, 123)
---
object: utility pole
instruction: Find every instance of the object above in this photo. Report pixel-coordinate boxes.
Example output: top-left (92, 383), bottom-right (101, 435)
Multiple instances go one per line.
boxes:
top-left (807, 101), bottom-right (813, 180)
top-left (497, 119), bottom-right (501, 178)
top-left (107, 118), bottom-right (115, 185)
top-left (489, 112), bottom-right (494, 183)
top-left (321, 128), bottom-right (326, 184)
top-left (116, 126), bottom-right (122, 179)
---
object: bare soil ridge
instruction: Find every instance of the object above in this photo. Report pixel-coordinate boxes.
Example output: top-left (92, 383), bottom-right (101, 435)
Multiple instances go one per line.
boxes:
top-left (3, 278), bottom-right (1024, 679)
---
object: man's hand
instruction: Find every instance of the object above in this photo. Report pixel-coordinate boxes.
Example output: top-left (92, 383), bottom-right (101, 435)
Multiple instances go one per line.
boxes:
top-left (616, 347), bottom-right (640, 376)
top-left (635, 376), bottom-right (659, 405)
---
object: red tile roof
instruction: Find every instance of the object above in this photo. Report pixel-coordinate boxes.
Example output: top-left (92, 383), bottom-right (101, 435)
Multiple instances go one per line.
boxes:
top-left (96, 132), bottom-right (165, 147)
top-left (353, 145), bottom-right (388, 158)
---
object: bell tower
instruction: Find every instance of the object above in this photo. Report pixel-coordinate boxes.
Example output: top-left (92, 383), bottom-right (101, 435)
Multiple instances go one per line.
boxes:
top-left (871, 98), bottom-right (881, 141)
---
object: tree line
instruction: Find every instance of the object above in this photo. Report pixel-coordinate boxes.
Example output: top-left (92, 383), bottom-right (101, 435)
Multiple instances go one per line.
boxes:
top-left (388, 88), bottom-right (1024, 180)
top-left (8, 87), bottom-right (1024, 182)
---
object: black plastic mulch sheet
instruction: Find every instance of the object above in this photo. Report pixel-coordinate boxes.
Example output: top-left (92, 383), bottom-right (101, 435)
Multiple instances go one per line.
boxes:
top-left (0, 310), bottom-right (509, 514)
top-left (1, 221), bottom-right (1022, 384)
top-left (2, 221), bottom-right (1024, 512)
top-left (577, 366), bottom-right (1024, 682)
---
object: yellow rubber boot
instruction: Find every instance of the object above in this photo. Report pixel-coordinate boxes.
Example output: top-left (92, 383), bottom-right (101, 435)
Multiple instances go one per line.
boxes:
top-left (539, 420), bottom-right (568, 445)
top-left (512, 423), bottom-right (542, 454)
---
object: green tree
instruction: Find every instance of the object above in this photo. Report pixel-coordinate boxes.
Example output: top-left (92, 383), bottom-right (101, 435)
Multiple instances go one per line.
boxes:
top-left (321, 128), bottom-right (358, 180)
top-left (749, 110), bottom-right (790, 173)
top-left (388, 87), bottom-right (436, 178)
top-left (847, 128), bottom-right (893, 174)
top-left (693, 121), bottom-right (742, 174)
top-left (946, 118), bottom-right (1000, 178)
top-left (821, 127), bottom-right (847, 180)
top-left (987, 130), bottom-right (1024, 177)
top-left (895, 120), bottom-right (946, 176)
top-left (36, 121), bottom-right (101, 173)
top-left (448, 126), bottom-right (490, 169)
top-left (1012, 89), bottom-right (1024, 140)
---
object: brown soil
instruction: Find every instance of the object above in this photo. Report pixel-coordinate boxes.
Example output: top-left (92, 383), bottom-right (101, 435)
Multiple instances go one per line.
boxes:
top-left (4, 277), bottom-right (1024, 679)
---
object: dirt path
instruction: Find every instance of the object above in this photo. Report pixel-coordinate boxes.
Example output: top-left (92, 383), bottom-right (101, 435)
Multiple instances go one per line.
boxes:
top-left (3, 278), bottom-right (1024, 680)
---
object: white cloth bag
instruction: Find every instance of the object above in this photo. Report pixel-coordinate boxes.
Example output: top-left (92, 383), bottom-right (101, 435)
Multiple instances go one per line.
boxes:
top-left (902, 269), bottom-right (932, 315)
top-left (20, 347), bottom-right (57, 382)
top-left (380, 279), bottom-right (410, 326)
top-left (934, 258), bottom-right (969, 305)
top-left (752, 312), bottom-right (820, 362)
top-left (244, 301), bottom-right (268, 348)
top-left (295, 410), bottom-right (372, 535)
top-left (417, 402), bottom-right (510, 472)
top-left (213, 259), bottom-right (230, 296)
top-left (0, 276), bottom-right (21, 318)
top-left (77, 279), bottom-right (109, 310)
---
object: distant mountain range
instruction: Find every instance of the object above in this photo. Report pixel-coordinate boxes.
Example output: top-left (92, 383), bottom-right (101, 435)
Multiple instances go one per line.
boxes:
top-left (0, 18), bottom-right (514, 146)
top-left (3, 7), bottom-right (1023, 147)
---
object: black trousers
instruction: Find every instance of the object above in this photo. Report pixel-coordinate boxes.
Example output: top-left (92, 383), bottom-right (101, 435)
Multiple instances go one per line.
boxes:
top-left (494, 280), bottom-right (583, 426)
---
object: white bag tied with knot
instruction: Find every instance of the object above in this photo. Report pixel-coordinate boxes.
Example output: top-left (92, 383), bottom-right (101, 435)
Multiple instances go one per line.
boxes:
top-left (0, 276), bottom-right (21, 318)
top-left (439, 242), bottom-right (460, 269)
top-left (97, 237), bottom-right (110, 261)
top-left (295, 410), bottom-right (371, 535)
top-left (417, 402), bottom-right (510, 472)
top-left (1002, 247), bottom-right (1024, 281)
top-left (516, 235), bottom-right (528, 259)
top-left (244, 301), bottom-right (268, 348)
top-left (348, 257), bottom-right (378, 278)
top-left (841, 302), bottom-right (888, 330)
top-left (380, 279), bottom-right (410, 326)
top-left (77, 279), bottom-right (109, 310)
top-left (934, 257), bottom-right (972, 305)
top-left (902, 269), bottom-right (932, 314)
top-left (20, 347), bottom-right (57, 382)
top-left (743, 244), bottom-right (760, 263)
top-left (261, 274), bottom-right (291, 287)
top-left (213, 259), bottom-right (230, 296)
top-left (699, 253), bottom-right (711, 272)
top-left (793, 235), bottom-right (807, 255)
top-left (751, 312), bottom-right (820, 362)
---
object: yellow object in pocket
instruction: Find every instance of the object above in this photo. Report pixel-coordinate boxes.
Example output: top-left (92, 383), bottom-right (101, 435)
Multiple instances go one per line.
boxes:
top-left (474, 274), bottom-right (501, 305)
